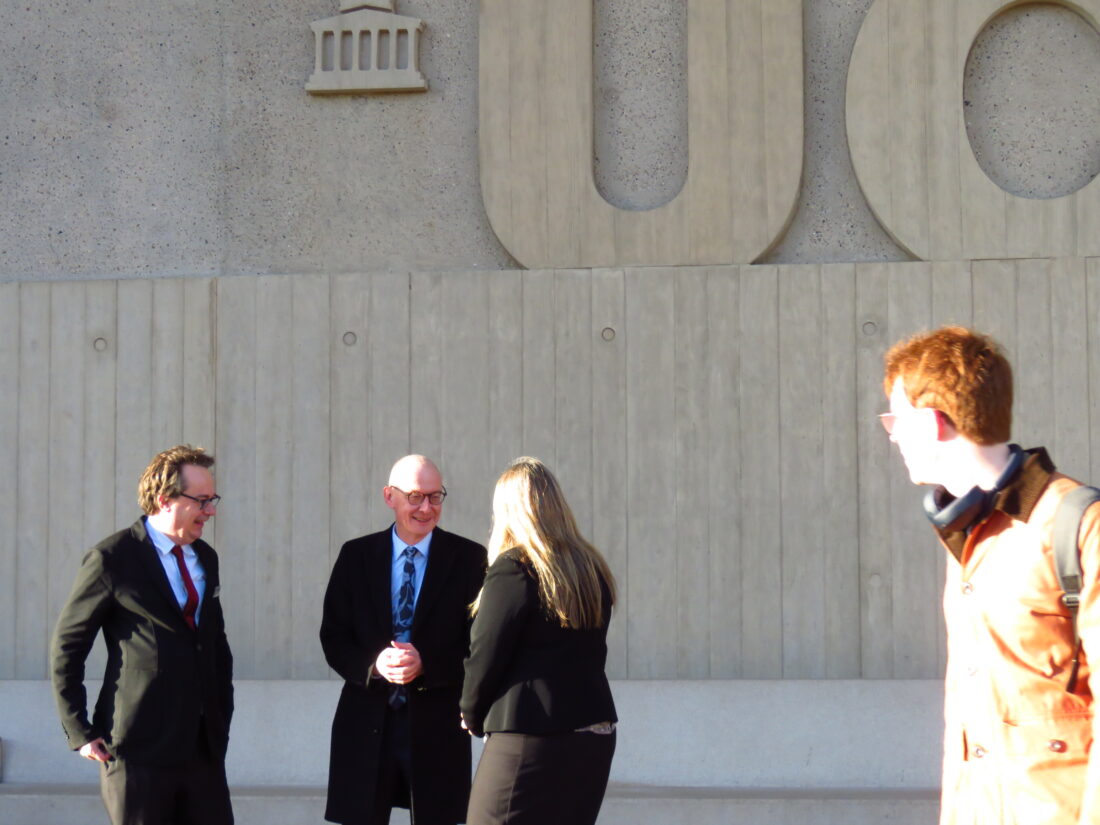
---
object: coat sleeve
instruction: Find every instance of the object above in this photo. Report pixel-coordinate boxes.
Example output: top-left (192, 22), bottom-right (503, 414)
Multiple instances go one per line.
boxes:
top-left (460, 553), bottom-right (533, 737)
top-left (1076, 500), bottom-right (1100, 824)
top-left (320, 541), bottom-right (379, 687)
top-left (49, 547), bottom-right (112, 750)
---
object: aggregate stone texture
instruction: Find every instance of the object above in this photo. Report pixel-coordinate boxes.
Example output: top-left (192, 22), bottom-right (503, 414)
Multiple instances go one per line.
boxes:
top-left (1, 1), bottom-right (228, 277)
top-left (762, 0), bottom-right (908, 264)
top-left (593, 0), bottom-right (688, 212)
top-left (963, 4), bottom-right (1100, 201)
top-left (220, 0), bottom-right (517, 275)
top-left (2, 1), bottom-right (1097, 279)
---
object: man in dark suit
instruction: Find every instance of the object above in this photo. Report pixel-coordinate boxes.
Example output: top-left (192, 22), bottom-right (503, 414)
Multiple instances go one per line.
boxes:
top-left (50, 444), bottom-right (234, 825)
top-left (321, 454), bottom-right (487, 825)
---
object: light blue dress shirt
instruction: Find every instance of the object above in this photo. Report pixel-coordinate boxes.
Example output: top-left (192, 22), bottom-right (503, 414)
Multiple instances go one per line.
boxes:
top-left (390, 527), bottom-right (431, 617)
top-left (145, 516), bottom-right (207, 626)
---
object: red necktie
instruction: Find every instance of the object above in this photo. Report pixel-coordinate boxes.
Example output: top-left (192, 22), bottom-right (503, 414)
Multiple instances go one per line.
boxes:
top-left (170, 546), bottom-right (199, 629)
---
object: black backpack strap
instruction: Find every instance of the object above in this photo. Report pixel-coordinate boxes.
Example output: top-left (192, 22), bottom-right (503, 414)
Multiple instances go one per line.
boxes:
top-left (1053, 486), bottom-right (1100, 693)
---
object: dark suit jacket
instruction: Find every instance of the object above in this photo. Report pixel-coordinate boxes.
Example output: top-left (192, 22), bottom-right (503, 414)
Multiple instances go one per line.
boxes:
top-left (320, 525), bottom-right (487, 825)
top-left (460, 548), bottom-right (616, 738)
top-left (50, 518), bottom-right (234, 766)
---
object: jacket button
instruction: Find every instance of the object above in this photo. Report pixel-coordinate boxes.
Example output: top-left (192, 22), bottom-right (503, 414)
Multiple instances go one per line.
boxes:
top-left (371, 728), bottom-right (381, 735)
top-left (1049, 739), bottom-right (1067, 753)
top-left (972, 746), bottom-right (986, 758)
top-left (961, 582), bottom-right (974, 595)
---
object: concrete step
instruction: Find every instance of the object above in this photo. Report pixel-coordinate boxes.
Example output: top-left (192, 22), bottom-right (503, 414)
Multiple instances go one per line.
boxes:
top-left (0, 783), bottom-right (938, 825)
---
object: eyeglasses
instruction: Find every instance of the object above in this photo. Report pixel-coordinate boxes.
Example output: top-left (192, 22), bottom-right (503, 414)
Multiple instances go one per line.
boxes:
top-left (879, 408), bottom-right (947, 435)
top-left (178, 493), bottom-right (222, 511)
top-left (390, 486), bottom-right (447, 506)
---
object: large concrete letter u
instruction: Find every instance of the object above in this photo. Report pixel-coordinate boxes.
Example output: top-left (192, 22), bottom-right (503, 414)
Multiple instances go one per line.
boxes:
top-left (478, 0), bottom-right (804, 269)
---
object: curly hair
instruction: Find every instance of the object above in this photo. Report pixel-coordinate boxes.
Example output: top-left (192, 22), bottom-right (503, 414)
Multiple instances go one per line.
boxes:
top-left (883, 326), bottom-right (1012, 445)
top-left (137, 445), bottom-right (215, 515)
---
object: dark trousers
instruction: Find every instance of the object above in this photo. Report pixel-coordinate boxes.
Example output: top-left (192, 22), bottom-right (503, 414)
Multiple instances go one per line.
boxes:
top-left (371, 703), bottom-right (414, 825)
top-left (99, 744), bottom-right (233, 825)
top-left (354, 704), bottom-right (459, 825)
top-left (466, 730), bottom-right (616, 825)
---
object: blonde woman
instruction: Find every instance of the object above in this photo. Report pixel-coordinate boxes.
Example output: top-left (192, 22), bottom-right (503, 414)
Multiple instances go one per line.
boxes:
top-left (461, 457), bottom-right (617, 825)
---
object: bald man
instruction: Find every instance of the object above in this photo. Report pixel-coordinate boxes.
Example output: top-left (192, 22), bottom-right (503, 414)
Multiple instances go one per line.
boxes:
top-left (321, 456), bottom-right (488, 825)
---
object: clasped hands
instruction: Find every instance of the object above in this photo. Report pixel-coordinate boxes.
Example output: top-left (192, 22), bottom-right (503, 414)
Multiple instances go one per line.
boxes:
top-left (374, 640), bottom-right (423, 685)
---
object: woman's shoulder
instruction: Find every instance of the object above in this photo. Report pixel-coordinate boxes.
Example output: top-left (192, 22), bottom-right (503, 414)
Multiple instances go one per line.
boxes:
top-left (490, 546), bottom-right (531, 572)
top-left (487, 547), bottom-right (538, 585)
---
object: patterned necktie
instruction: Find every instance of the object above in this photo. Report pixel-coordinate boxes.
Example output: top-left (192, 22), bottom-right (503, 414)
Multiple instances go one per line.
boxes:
top-left (394, 545), bottom-right (417, 642)
top-left (170, 545), bottom-right (199, 630)
top-left (389, 546), bottom-right (417, 708)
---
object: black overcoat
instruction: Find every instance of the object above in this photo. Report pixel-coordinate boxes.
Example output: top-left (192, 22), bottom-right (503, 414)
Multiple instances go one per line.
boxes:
top-left (320, 526), bottom-right (487, 825)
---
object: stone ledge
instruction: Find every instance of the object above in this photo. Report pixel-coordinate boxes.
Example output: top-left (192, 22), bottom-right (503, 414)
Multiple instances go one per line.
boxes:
top-left (0, 783), bottom-right (940, 825)
top-left (0, 679), bottom-right (944, 789)
top-left (0, 783), bottom-right (940, 800)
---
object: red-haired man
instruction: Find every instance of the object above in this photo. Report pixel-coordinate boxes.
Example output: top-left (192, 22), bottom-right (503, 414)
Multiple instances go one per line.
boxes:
top-left (883, 326), bottom-right (1099, 825)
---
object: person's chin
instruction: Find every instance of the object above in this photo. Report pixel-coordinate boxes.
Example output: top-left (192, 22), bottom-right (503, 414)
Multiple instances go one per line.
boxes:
top-left (411, 518), bottom-right (437, 534)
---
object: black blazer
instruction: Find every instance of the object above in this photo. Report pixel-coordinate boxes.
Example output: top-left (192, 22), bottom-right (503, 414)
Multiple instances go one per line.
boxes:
top-left (320, 525), bottom-right (487, 825)
top-left (460, 548), bottom-right (616, 738)
top-left (50, 518), bottom-right (234, 766)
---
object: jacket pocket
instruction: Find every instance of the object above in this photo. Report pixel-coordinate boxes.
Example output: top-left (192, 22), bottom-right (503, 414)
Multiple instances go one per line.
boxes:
top-left (999, 714), bottom-right (1091, 823)
top-left (1001, 712), bottom-right (1092, 759)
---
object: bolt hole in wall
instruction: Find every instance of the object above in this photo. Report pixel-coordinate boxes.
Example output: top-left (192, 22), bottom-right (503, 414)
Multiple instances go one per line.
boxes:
top-left (965, 2), bottom-right (1100, 199)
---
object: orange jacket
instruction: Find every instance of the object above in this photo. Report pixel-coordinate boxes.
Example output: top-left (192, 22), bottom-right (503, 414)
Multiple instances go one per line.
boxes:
top-left (934, 448), bottom-right (1100, 825)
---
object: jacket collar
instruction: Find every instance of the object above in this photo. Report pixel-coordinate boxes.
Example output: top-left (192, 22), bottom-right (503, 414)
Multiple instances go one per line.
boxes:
top-left (936, 447), bottom-right (1055, 561)
top-left (990, 446), bottom-right (1056, 523)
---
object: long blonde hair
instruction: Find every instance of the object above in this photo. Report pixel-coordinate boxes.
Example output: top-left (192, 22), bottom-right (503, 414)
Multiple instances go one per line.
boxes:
top-left (474, 457), bottom-right (616, 629)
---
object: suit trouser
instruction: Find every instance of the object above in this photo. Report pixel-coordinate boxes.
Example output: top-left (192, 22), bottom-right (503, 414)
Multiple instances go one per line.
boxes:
top-left (99, 733), bottom-right (233, 825)
top-left (370, 702), bottom-right (414, 824)
top-left (466, 729), bottom-right (616, 825)
top-left (365, 702), bottom-right (467, 825)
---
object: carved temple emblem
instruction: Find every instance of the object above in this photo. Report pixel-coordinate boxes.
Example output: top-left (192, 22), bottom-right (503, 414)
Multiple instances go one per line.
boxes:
top-left (306, 0), bottom-right (427, 95)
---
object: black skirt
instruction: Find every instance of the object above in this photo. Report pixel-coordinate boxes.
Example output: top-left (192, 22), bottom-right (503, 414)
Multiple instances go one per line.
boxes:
top-left (466, 729), bottom-right (616, 825)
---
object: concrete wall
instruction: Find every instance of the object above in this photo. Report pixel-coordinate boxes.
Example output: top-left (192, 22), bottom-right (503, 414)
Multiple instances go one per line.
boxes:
top-left (3, 2), bottom-right (1098, 280)
top-left (4, 260), bottom-right (1099, 682)
top-left (3, 0), bottom-right (1100, 705)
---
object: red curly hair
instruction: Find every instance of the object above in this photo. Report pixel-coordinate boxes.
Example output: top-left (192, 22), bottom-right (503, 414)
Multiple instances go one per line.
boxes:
top-left (883, 326), bottom-right (1012, 445)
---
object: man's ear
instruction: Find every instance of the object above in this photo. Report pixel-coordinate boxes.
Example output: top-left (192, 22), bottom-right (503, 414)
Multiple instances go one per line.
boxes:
top-left (933, 409), bottom-right (955, 441)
